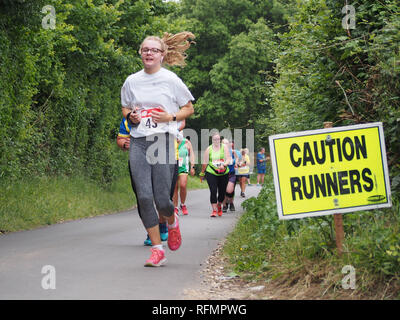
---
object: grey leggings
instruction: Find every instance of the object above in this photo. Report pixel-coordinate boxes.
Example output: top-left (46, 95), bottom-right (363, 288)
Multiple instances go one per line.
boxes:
top-left (129, 134), bottom-right (178, 229)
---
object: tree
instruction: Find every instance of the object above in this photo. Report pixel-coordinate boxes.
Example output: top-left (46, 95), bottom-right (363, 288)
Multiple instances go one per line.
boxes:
top-left (169, 0), bottom-right (290, 136)
top-left (196, 19), bottom-right (278, 130)
top-left (264, 0), bottom-right (400, 193)
top-left (0, 0), bottom-right (174, 182)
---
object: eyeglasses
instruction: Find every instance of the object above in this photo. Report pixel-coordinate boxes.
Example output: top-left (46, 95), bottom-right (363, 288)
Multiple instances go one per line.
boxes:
top-left (141, 48), bottom-right (164, 54)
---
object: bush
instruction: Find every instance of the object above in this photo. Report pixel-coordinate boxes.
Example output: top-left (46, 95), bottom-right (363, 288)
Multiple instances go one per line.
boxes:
top-left (225, 172), bottom-right (400, 292)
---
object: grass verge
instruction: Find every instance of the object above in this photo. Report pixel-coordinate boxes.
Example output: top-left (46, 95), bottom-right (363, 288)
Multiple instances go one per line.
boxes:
top-left (223, 173), bottom-right (400, 299)
top-left (0, 174), bottom-right (207, 233)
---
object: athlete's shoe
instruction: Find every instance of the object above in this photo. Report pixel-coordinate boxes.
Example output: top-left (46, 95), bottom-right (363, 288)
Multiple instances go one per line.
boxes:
top-left (180, 204), bottom-right (189, 216)
top-left (159, 223), bottom-right (168, 241)
top-left (210, 210), bottom-right (217, 217)
top-left (144, 248), bottom-right (167, 267)
top-left (144, 234), bottom-right (152, 246)
top-left (217, 204), bottom-right (223, 216)
top-left (174, 207), bottom-right (179, 216)
top-left (167, 214), bottom-right (182, 251)
top-left (241, 192), bottom-right (245, 198)
top-left (222, 205), bottom-right (228, 213)
top-left (229, 203), bottom-right (236, 212)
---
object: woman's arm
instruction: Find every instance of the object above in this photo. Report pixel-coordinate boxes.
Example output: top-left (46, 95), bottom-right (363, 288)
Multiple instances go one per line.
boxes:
top-left (151, 101), bottom-right (194, 123)
top-left (178, 119), bottom-right (186, 131)
top-left (187, 140), bottom-right (196, 176)
top-left (116, 136), bottom-right (130, 151)
top-left (200, 147), bottom-right (209, 181)
top-left (121, 107), bottom-right (141, 124)
top-left (223, 145), bottom-right (232, 167)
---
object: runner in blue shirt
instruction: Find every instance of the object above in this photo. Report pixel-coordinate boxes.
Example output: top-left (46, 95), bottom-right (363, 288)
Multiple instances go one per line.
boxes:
top-left (256, 147), bottom-right (267, 186)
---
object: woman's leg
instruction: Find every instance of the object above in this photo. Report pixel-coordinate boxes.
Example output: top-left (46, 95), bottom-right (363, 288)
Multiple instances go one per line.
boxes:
top-left (205, 172), bottom-right (218, 211)
top-left (129, 137), bottom-right (161, 245)
top-left (172, 175), bottom-right (179, 208)
top-left (152, 161), bottom-right (177, 225)
top-left (217, 174), bottom-right (229, 204)
top-left (179, 174), bottom-right (188, 205)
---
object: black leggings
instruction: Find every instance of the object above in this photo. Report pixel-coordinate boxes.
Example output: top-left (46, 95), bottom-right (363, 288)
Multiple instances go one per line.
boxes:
top-left (205, 172), bottom-right (229, 204)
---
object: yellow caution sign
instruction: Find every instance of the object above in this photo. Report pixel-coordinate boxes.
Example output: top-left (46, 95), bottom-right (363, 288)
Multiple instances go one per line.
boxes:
top-left (269, 123), bottom-right (391, 220)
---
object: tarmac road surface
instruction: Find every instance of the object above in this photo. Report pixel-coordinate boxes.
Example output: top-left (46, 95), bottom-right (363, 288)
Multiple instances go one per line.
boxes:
top-left (0, 186), bottom-right (261, 300)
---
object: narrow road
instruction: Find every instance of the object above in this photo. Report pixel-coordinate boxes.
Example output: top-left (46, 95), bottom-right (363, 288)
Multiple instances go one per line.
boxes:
top-left (0, 186), bottom-right (261, 299)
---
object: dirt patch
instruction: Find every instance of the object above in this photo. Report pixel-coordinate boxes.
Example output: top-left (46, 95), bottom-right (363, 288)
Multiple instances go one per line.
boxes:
top-left (182, 240), bottom-right (398, 300)
top-left (182, 240), bottom-right (267, 300)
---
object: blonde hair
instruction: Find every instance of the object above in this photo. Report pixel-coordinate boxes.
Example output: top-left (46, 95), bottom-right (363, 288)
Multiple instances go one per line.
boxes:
top-left (140, 32), bottom-right (195, 67)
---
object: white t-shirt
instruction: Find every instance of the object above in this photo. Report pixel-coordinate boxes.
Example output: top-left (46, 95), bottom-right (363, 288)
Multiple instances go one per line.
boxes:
top-left (121, 68), bottom-right (194, 138)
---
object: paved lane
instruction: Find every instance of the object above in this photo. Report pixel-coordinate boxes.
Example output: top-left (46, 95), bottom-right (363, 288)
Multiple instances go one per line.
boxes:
top-left (0, 186), bottom-right (261, 299)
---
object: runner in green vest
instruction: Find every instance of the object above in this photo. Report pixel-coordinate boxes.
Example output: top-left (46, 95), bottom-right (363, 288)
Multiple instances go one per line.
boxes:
top-left (173, 131), bottom-right (195, 215)
top-left (200, 132), bottom-right (231, 217)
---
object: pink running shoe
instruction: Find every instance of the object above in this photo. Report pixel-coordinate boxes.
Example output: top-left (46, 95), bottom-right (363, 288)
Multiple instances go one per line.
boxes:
top-left (144, 248), bottom-right (167, 267)
top-left (167, 214), bottom-right (182, 251)
top-left (180, 204), bottom-right (189, 215)
top-left (174, 207), bottom-right (179, 216)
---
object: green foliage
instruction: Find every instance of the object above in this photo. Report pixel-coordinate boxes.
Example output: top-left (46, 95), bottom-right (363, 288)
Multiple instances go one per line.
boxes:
top-left (172, 0), bottom-right (290, 135)
top-left (344, 202), bottom-right (400, 277)
top-left (197, 19), bottom-right (278, 130)
top-left (263, 0), bottom-right (400, 193)
top-left (0, 172), bottom-right (136, 232)
top-left (0, 0), bottom-right (172, 183)
top-left (0, 169), bottom-right (206, 233)
top-left (226, 173), bottom-right (400, 286)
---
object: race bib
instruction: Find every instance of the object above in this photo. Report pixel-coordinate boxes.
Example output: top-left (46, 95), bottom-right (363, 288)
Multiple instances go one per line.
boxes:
top-left (212, 159), bottom-right (226, 173)
top-left (136, 106), bottom-right (170, 135)
top-left (238, 165), bottom-right (249, 175)
top-left (179, 157), bottom-right (184, 167)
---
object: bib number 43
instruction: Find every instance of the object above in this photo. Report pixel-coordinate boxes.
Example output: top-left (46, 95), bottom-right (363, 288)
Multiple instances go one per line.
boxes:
top-left (145, 118), bottom-right (157, 129)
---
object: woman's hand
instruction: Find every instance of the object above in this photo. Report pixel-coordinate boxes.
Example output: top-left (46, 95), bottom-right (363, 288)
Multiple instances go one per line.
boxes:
top-left (129, 108), bottom-right (141, 124)
top-left (151, 109), bottom-right (172, 123)
top-left (123, 139), bottom-right (130, 150)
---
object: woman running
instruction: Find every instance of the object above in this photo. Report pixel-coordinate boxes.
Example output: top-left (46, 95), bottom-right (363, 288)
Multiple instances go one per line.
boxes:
top-left (237, 148), bottom-right (250, 197)
top-left (200, 132), bottom-right (231, 217)
top-left (121, 32), bottom-right (195, 267)
top-left (116, 117), bottom-right (169, 246)
top-left (222, 139), bottom-right (239, 212)
top-left (173, 131), bottom-right (195, 215)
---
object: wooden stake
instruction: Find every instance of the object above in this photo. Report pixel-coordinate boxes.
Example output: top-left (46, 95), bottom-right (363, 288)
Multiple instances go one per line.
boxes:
top-left (323, 121), bottom-right (344, 257)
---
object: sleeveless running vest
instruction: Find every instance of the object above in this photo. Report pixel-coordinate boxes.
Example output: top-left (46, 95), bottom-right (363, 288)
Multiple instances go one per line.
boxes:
top-left (178, 138), bottom-right (189, 174)
top-left (206, 145), bottom-right (229, 176)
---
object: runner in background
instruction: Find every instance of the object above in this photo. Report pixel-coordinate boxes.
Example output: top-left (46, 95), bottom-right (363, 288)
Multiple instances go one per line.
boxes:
top-left (256, 147), bottom-right (267, 186)
top-left (237, 148), bottom-right (250, 197)
top-left (200, 132), bottom-right (231, 217)
top-left (173, 131), bottom-right (195, 215)
top-left (233, 142), bottom-right (242, 177)
top-left (244, 148), bottom-right (252, 186)
top-left (222, 139), bottom-right (239, 213)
